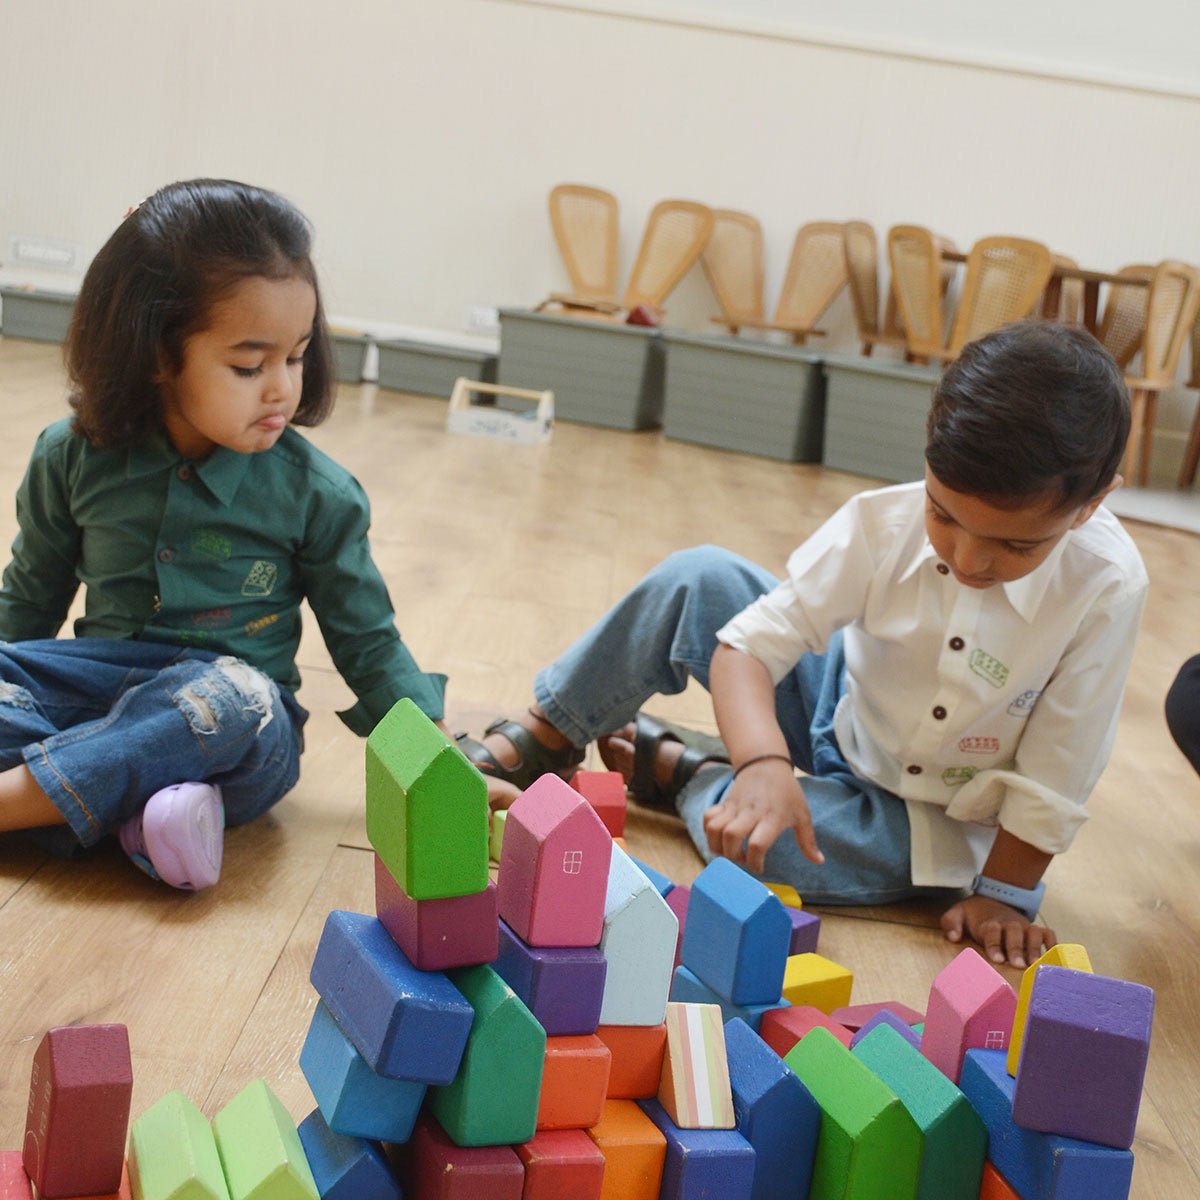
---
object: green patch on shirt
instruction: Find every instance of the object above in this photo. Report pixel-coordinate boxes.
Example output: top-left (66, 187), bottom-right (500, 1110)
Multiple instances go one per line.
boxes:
top-left (191, 529), bottom-right (232, 560)
top-left (970, 649), bottom-right (1009, 689)
top-left (942, 766), bottom-right (978, 788)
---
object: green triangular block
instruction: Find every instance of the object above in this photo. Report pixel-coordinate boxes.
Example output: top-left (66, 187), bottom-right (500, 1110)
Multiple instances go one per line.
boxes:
top-left (211, 1080), bottom-right (318, 1200)
top-left (129, 1090), bottom-right (230, 1200)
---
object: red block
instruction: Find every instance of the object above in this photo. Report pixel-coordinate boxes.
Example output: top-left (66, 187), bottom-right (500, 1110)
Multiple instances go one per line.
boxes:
top-left (516, 1128), bottom-right (605, 1199)
top-left (61, 1162), bottom-right (131, 1200)
top-left (1, 1150), bottom-right (33, 1199)
top-left (570, 771), bottom-right (627, 837)
top-left (594, 1025), bottom-right (667, 1099)
top-left (22, 1025), bottom-right (132, 1199)
top-left (759, 1006), bottom-right (852, 1058)
top-left (409, 1114), bottom-right (523, 1199)
top-left (375, 854), bottom-right (499, 970)
top-left (831, 1001), bottom-right (925, 1031)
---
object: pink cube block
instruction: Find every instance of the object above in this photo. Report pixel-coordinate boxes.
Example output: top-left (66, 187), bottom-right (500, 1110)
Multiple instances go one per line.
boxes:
top-left (498, 774), bottom-right (613, 948)
top-left (375, 855), bottom-right (498, 970)
top-left (571, 771), bottom-right (627, 837)
top-left (921, 948), bottom-right (1017, 1084)
top-left (1, 1151), bottom-right (33, 1200)
top-left (665, 884), bottom-right (690, 969)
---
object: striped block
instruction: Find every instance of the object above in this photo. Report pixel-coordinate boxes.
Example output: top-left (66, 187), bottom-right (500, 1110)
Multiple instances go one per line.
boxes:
top-left (537, 1036), bottom-right (612, 1130)
top-left (211, 1079), bottom-right (318, 1200)
top-left (409, 1114), bottom-right (524, 1199)
top-left (515, 1129), bottom-right (605, 1200)
top-left (128, 1091), bottom-right (230, 1200)
top-left (0, 1152), bottom-right (32, 1200)
top-left (1007, 944), bottom-right (1093, 1076)
top-left (781, 954), bottom-right (854, 1014)
top-left (670, 965), bottom-right (789, 1033)
top-left (921, 948), bottom-right (1017, 1084)
top-left (658, 1003), bottom-right (735, 1129)
top-left (296, 1109), bottom-right (402, 1200)
top-left (571, 771), bottom-right (627, 838)
top-left (638, 1098), bottom-right (756, 1200)
top-left (586, 1099), bottom-right (667, 1200)
top-left (595, 1025), bottom-right (668, 1100)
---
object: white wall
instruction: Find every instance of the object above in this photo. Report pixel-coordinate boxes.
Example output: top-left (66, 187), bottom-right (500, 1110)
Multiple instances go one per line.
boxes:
top-left (3, 0), bottom-right (1199, 473)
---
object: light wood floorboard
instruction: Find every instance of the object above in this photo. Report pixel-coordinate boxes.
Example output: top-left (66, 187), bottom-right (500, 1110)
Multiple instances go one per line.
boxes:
top-left (0, 337), bottom-right (1197, 1194)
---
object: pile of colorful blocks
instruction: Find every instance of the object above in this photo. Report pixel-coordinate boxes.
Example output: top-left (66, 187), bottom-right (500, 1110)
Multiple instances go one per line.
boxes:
top-left (2, 698), bottom-right (1155, 1199)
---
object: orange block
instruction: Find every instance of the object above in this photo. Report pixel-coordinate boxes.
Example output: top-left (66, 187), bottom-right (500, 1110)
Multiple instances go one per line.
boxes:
top-left (594, 1025), bottom-right (667, 1099)
top-left (538, 1036), bottom-right (612, 1130)
top-left (587, 1099), bottom-right (666, 1200)
top-left (979, 1161), bottom-right (1021, 1199)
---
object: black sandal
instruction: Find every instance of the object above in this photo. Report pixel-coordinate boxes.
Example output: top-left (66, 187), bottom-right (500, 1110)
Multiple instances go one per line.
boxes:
top-left (626, 713), bottom-right (731, 811)
top-left (455, 717), bottom-right (585, 791)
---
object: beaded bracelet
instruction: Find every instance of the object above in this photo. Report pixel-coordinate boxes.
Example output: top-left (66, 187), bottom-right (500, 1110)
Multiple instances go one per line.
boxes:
top-left (733, 753), bottom-right (794, 778)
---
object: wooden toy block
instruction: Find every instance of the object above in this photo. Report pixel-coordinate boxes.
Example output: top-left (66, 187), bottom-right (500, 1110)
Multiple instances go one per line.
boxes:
top-left (211, 1079), bottom-right (318, 1200)
top-left (0, 1152), bottom-right (32, 1200)
top-left (979, 1161), bottom-right (1022, 1199)
top-left (599, 845), bottom-right (679, 1026)
top-left (295, 1109), bottom-right (401, 1200)
top-left (832, 1001), bottom-right (925, 1031)
top-left (494, 918), bottom-right (607, 1035)
top-left (537, 1035), bottom-right (612, 1130)
top-left (849, 1010), bottom-right (921, 1051)
top-left (852, 1023), bottom-right (986, 1200)
top-left (638, 1098), bottom-right (756, 1200)
top-left (430, 964), bottom-right (547, 1147)
top-left (764, 882), bottom-right (803, 908)
top-left (309, 909), bottom-right (473, 1084)
top-left (595, 1024), bottom-right (668, 1099)
top-left (665, 885), bottom-right (689, 968)
top-left (628, 855), bottom-right (675, 897)
top-left (781, 953), bottom-right (854, 1014)
top-left (723, 1016), bottom-right (820, 1200)
top-left (959, 1049), bottom-right (1134, 1200)
top-left (1006, 943), bottom-right (1093, 1076)
top-left (365, 697), bottom-right (489, 900)
top-left (921, 947), bottom-right (1017, 1084)
top-left (784, 1027), bottom-right (922, 1200)
top-left (59, 1162), bottom-right (132, 1199)
top-left (679, 857), bottom-right (791, 1005)
top-left (787, 907), bottom-right (821, 954)
top-left (298, 1000), bottom-right (426, 1143)
top-left (586, 1099), bottom-right (667, 1200)
top-left (374, 855), bottom-right (498, 971)
top-left (670, 964), bottom-right (789, 1033)
top-left (658, 1003), bottom-right (735, 1129)
top-left (571, 770), bottom-right (627, 837)
top-left (759, 1005), bottom-right (852, 1056)
top-left (409, 1114), bottom-right (524, 1199)
top-left (497, 773), bottom-right (613, 947)
top-left (1011, 967), bottom-right (1153, 1149)
top-left (489, 808), bottom-right (507, 863)
top-left (23, 1023), bottom-right (133, 1199)
top-left (515, 1129), bottom-right (605, 1200)
top-left (129, 1091), bottom-right (229, 1200)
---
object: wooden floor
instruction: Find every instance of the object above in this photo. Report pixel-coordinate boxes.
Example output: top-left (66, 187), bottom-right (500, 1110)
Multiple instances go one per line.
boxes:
top-left (0, 335), bottom-right (1198, 1194)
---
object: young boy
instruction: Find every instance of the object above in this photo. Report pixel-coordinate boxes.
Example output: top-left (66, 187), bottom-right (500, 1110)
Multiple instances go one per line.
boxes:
top-left (461, 320), bottom-right (1147, 969)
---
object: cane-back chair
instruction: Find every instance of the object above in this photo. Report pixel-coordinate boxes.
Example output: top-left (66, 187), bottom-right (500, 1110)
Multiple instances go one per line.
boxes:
top-left (1094, 264), bottom-right (1155, 370)
top-left (702, 208), bottom-right (766, 333)
top-left (887, 224), bottom-right (946, 362)
top-left (843, 220), bottom-right (905, 356)
top-left (541, 183), bottom-right (621, 313)
top-left (621, 198), bottom-right (714, 317)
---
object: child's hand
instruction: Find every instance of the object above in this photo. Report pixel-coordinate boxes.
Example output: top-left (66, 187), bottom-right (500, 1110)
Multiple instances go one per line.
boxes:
top-left (702, 761), bottom-right (823, 875)
top-left (940, 895), bottom-right (1057, 969)
top-left (485, 775), bottom-right (521, 812)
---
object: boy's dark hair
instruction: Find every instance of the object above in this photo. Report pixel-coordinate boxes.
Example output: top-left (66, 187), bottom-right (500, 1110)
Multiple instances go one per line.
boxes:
top-left (926, 320), bottom-right (1130, 510)
top-left (66, 178), bottom-right (335, 448)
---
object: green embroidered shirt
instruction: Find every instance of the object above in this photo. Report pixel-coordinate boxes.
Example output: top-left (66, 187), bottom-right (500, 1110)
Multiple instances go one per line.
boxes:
top-left (0, 419), bottom-right (446, 735)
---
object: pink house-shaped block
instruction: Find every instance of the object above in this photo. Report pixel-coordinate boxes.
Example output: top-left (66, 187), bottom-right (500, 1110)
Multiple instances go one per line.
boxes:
top-left (921, 947), bottom-right (1017, 1084)
top-left (497, 773), bottom-right (613, 948)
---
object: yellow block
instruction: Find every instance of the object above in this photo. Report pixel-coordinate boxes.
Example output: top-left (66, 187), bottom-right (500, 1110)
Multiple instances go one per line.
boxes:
top-left (764, 882), bottom-right (804, 909)
top-left (781, 953), bottom-right (853, 1014)
top-left (1006, 943), bottom-right (1092, 1075)
top-left (658, 1003), bottom-right (735, 1129)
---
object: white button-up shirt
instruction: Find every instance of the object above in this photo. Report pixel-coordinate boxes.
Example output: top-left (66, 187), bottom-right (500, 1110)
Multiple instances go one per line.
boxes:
top-left (716, 482), bottom-right (1148, 887)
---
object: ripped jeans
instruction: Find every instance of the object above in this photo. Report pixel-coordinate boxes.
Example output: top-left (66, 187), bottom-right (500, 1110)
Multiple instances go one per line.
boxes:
top-left (0, 638), bottom-right (307, 851)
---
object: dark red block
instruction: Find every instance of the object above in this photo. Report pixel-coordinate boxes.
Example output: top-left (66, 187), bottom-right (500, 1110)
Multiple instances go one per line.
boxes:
top-left (22, 1024), bottom-right (132, 1198)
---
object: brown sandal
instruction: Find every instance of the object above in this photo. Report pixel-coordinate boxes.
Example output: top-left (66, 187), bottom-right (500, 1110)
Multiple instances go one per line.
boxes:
top-left (624, 713), bottom-right (730, 811)
top-left (455, 718), bottom-right (585, 791)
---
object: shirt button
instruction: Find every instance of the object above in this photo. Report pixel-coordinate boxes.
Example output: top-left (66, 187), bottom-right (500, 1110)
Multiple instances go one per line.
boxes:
top-left (933, 706), bottom-right (947, 720)
top-left (157, 547), bottom-right (175, 563)
top-left (949, 637), bottom-right (965, 651)
top-left (937, 563), bottom-right (950, 575)
top-left (907, 764), bottom-right (923, 775)
top-left (177, 465), bottom-right (192, 481)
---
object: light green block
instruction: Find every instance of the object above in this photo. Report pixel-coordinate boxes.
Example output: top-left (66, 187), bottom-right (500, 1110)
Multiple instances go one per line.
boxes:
top-left (129, 1090), bottom-right (230, 1200)
top-left (211, 1080), bottom-right (318, 1200)
top-left (785, 1027), bottom-right (922, 1200)
top-left (430, 964), bottom-right (546, 1146)
top-left (365, 697), bottom-right (489, 900)
top-left (852, 1023), bottom-right (986, 1200)
top-left (489, 807), bottom-right (507, 864)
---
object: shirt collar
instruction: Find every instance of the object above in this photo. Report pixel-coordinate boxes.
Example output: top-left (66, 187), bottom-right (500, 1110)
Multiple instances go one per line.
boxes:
top-left (126, 430), bottom-right (253, 506)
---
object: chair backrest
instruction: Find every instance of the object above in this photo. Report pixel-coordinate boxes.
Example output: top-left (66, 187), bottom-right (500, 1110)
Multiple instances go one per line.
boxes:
top-left (771, 221), bottom-right (848, 329)
top-left (887, 224), bottom-right (944, 358)
top-left (843, 220), bottom-right (880, 337)
top-left (548, 183), bottom-right (619, 301)
top-left (623, 199), bottom-right (715, 311)
top-left (701, 209), bottom-right (765, 326)
top-left (1139, 260), bottom-right (1200, 387)
top-left (1051, 254), bottom-right (1085, 324)
top-left (947, 236), bottom-right (1054, 356)
top-left (1097, 264), bottom-right (1154, 369)
top-left (1190, 304), bottom-right (1200, 388)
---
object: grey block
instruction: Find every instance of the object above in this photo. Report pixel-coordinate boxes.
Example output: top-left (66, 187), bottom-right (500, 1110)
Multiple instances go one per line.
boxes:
top-left (662, 332), bottom-right (825, 462)
top-left (497, 308), bottom-right (663, 431)
top-left (0, 288), bottom-right (76, 343)
top-left (376, 338), bottom-right (497, 399)
top-left (330, 332), bottom-right (372, 383)
top-left (821, 353), bottom-right (942, 483)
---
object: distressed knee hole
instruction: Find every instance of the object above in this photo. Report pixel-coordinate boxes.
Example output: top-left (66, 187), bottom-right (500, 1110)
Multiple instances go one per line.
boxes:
top-left (172, 657), bottom-right (278, 737)
top-left (0, 681), bottom-right (36, 711)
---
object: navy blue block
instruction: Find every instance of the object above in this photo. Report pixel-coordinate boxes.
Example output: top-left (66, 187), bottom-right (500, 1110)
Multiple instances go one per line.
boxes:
top-left (959, 1050), bottom-right (1134, 1200)
top-left (493, 919), bottom-right (607, 1035)
top-left (723, 1018), bottom-right (819, 1200)
top-left (310, 910), bottom-right (473, 1084)
top-left (629, 855), bottom-right (677, 897)
top-left (638, 1097), bottom-right (756, 1200)
top-left (297, 1108), bottom-right (403, 1200)
top-left (671, 964), bottom-right (789, 1032)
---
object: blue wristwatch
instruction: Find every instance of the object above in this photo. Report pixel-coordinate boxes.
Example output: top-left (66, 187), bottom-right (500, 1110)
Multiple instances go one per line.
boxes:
top-left (970, 874), bottom-right (1046, 922)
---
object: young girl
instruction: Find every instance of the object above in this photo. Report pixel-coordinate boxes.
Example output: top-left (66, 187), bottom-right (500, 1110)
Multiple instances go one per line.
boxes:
top-left (0, 178), bottom-right (447, 890)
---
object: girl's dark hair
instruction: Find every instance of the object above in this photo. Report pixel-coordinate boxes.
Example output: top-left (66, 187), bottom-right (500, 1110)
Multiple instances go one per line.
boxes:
top-left (66, 178), bottom-right (334, 447)
top-left (926, 320), bottom-right (1130, 511)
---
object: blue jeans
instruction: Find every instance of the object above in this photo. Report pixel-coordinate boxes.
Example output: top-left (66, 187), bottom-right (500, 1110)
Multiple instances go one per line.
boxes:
top-left (0, 638), bottom-right (307, 853)
top-left (534, 546), bottom-right (959, 905)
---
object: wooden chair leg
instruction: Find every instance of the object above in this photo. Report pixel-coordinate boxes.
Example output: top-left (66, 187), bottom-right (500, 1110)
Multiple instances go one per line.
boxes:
top-left (1123, 389), bottom-right (1146, 485)
top-left (1138, 391), bottom-right (1157, 487)
top-left (1179, 399), bottom-right (1200, 488)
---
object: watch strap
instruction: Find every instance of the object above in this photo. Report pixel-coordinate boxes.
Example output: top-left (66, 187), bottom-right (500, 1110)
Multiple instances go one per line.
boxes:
top-left (970, 874), bottom-right (1046, 921)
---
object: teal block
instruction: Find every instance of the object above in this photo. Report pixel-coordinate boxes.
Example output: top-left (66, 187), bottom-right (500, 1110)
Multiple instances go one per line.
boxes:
top-left (365, 697), bottom-right (488, 900)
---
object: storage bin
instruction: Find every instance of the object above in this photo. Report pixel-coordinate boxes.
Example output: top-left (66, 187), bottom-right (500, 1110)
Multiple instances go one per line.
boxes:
top-left (330, 331), bottom-right (372, 383)
top-left (0, 287), bottom-right (76, 343)
top-left (377, 337), bottom-right (497, 398)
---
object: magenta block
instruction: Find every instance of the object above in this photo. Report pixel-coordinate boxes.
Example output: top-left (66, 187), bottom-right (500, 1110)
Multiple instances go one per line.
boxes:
top-left (787, 908), bottom-right (821, 955)
top-left (832, 1001), bottom-right (924, 1031)
top-left (497, 774), bottom-right (613, 947)
top-left (921, 948), bottom-right (1017, 1084)
top-left (375, 855), bottom-right (498, 970)
top-left (409, 1113), bottom-right (524, 1199)
top-left (666, 885), bottom-right (690, 969)
top-left (1012, 967), bottom-right (1154, 1149)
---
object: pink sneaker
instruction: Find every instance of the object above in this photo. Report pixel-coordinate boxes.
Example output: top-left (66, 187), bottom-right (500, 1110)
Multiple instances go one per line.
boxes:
top-left (119, 782), bottom-right (225, 890)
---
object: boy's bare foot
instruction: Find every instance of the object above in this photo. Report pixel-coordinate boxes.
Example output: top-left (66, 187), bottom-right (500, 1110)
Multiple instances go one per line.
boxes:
top-left (598, 722), bottom-right (687, 795)
top-left (599, 714), bottom-right (730, 810)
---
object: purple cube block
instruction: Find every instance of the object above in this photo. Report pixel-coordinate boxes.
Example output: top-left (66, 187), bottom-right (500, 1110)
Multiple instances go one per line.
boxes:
top-left (1012, 967), bottom-right (1154, 1149)
top-left (850, 1009), bottom-right (922, 1050)
top-left (787, 908), bottom-right (820, 955)
top-left (493, 919), bottom-right (607, 1035)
